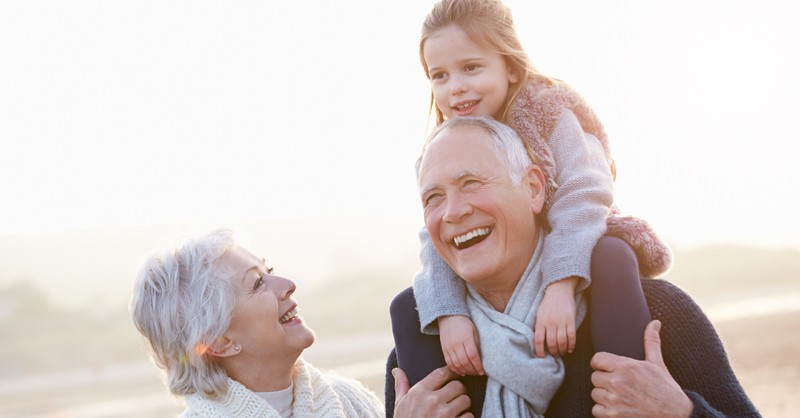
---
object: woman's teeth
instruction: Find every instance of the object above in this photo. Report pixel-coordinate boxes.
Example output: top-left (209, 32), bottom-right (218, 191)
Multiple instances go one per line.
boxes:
top-left (279, 307), bottom-right (298, 324)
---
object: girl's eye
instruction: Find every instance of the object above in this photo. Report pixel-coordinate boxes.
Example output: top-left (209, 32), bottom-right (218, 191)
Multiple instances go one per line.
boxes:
top-left (430, 71), bottom-right (447, 81)
top-left (464, 64), bottom-right (479, 72)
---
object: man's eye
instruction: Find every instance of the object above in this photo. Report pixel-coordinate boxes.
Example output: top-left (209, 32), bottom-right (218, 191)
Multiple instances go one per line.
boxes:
top-left (424, 194), bottom-right (443, 207)
top-left (464, 179), bottom-right (480, 188)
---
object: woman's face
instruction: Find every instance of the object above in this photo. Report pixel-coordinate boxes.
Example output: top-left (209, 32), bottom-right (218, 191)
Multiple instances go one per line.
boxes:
top-left (423, 24), bottom-right (518, 120)
top-left (216, 247), bottom-right (315, 365)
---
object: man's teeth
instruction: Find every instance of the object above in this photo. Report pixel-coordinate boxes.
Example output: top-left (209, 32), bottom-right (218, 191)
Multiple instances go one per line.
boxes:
top-left (454, 228), bottom-right (491, 247)
top-left (279, 307), bottom-right (298, 324)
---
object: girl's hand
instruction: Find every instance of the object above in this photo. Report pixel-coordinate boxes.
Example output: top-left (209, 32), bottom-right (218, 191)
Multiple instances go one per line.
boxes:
top-left (534, 277), bottom-right (579, 357)
top-left (438, 315), bottom-right (484, 376)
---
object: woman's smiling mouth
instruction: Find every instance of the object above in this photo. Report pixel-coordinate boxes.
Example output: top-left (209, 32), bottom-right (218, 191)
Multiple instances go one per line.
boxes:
top-left (279, 306), bottom-right (299, 324)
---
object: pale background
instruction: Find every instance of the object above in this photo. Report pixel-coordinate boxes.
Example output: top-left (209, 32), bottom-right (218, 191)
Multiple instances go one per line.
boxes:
top-left (1, 0), bottom-right (798, 417)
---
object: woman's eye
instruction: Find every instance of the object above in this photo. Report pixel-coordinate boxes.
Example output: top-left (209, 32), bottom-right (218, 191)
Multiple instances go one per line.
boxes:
top-left (253, 277), bottom-right (264, 291)
top-left (267, 267), bottom-right (274, 274)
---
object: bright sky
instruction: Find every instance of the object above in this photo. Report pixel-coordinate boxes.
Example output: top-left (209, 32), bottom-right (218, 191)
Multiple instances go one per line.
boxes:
top-left (1, 0), bottom-right (799, 253)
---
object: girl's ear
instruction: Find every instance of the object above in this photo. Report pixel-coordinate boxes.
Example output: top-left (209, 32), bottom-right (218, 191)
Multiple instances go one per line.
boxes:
top-left (204, 337), bottom-right (241, 358)
top-left (507, 62), bottom-right (519, 84)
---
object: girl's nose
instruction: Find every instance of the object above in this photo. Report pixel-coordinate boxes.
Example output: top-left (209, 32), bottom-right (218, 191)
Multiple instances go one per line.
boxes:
top-left (449, 76), bottom-right (467, 95)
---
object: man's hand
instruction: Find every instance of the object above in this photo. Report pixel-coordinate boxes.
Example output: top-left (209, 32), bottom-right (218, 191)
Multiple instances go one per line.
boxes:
top-left (534, 277), bottom-right (578, 357)
top-left (439, 315), bottom-right (484, 376)
top-left (590, 320), bottom-right (693, 418)
top-left (393, 366), bottom-right (473, 418)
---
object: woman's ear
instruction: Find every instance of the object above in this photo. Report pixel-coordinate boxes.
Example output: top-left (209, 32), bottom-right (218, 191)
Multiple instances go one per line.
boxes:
top-left (525, 165), bottom-right (547, 214)
top-left (204, 337), bottom-right (241, 358)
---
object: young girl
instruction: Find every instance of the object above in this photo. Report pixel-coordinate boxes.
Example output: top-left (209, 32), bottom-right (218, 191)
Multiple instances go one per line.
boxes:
top-left (390, 0), bottom-right (673, 408)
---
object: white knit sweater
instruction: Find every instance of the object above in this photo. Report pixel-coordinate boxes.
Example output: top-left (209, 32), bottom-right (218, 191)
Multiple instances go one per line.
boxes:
top-left (180, 359), bottom-right (383, 418)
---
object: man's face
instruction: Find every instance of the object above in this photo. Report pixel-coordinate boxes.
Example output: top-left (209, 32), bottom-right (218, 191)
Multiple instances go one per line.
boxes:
top-left (418, 125), bottom-right (544, 292)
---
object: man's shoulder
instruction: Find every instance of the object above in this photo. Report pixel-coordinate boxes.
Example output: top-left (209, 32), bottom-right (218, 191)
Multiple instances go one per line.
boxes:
top-left (641, 278), bottom-right (714, 324)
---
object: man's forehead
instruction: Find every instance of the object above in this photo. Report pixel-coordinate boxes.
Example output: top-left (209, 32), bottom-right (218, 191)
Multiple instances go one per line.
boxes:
top-left (419, 132), bottom-right (499, 193)
top-left (423, 125), bottom-right (492, 162)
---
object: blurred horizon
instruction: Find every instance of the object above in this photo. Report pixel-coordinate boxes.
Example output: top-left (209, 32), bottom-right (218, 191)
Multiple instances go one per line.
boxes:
top-left (1, 0), bottom-right (799, 416)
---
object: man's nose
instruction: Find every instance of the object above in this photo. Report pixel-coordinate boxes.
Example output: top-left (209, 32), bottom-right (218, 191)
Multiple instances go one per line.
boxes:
top-left (442, 193), bottom-right (472, 223)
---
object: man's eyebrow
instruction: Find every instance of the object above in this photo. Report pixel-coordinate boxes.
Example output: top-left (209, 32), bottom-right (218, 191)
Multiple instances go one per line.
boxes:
top-left (454, 169), bottom-right (488, 183)
top-left (420, 169), bottom-right (485, 196)
top-left (420, 183), bottom-right (439, 197)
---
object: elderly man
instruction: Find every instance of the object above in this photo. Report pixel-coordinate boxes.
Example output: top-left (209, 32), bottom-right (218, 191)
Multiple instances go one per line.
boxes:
top-left (387, 116), bottom-right (760, 417)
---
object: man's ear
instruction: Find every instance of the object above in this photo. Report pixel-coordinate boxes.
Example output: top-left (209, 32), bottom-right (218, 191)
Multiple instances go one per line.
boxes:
top-left (204, 337), bottom-right (241, 358)
top-left (525, 165), bottom-right (547, 213)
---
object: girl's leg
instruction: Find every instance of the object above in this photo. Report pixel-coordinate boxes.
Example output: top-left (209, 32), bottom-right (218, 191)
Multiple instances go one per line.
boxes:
top-left (590, 235), bottom-right (651, 360)
top-left (389, 287), bottom-right (486, 417)
top-left (390, 286), bottom-right (447, 386)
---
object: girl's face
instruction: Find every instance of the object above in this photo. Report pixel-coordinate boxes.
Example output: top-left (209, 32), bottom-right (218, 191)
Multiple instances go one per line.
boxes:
top-left (423, 25), bottom-right (518, 120)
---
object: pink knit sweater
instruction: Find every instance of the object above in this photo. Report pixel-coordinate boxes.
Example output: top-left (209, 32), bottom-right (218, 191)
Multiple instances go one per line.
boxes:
top-left (509, 75), bottom-right (673, 278)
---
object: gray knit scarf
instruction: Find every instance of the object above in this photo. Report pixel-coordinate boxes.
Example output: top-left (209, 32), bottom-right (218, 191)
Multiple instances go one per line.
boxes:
top-left (466, 232), bottom-right (586, 417)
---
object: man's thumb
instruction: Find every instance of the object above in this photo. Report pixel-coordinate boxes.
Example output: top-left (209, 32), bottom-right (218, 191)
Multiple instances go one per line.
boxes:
top-left (644, 320), bottom-right (665, 366)
top-left (393, 368), bottom-right (410, 399)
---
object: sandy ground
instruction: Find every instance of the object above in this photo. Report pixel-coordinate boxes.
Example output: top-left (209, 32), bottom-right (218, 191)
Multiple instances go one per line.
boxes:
top-left (1, 309), bottom-right (797, 418)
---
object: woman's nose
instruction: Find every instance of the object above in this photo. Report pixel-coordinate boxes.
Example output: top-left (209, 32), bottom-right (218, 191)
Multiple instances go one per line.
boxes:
top-left (272, 276), bottom-right (296, 300)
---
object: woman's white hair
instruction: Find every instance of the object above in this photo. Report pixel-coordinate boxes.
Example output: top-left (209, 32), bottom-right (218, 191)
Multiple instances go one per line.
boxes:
top-left (416, 116), bottom-right (534, 185)
top-left (130, 229), bottom-right (236, 399)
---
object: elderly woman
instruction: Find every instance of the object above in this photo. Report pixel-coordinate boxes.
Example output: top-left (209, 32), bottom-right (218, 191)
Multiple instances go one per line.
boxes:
top-left (130, 229), bottom-right (386, 417)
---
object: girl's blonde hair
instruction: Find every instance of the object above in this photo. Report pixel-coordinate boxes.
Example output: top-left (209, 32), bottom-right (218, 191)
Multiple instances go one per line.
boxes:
top-left (419, 0), bottom-right (554, 125)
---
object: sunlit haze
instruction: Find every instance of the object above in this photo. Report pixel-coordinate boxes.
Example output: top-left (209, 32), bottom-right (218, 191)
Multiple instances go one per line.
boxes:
top-left (1, 0), bottom-right (798, 307)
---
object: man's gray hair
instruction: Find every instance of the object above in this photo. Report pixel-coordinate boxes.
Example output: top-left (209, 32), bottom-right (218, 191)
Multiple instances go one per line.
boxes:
top-left (416, 116), bottom-right (533, 185)
top-left (130, 229), bottom-right (236, 399)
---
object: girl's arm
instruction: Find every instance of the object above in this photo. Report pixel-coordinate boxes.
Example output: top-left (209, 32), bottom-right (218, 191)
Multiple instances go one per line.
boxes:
top-left (541, 110), bottom-right (613, 290)
top-left (530, 110), bottom-right (613, 358)
top-left (412, 227), bottom-right (469, 334)
top-left (413, 227), bottom-right (484, 376)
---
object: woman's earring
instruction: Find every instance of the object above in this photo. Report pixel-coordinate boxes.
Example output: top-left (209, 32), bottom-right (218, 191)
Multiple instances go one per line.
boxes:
top-left (235, 345), bottom-right (241, 352)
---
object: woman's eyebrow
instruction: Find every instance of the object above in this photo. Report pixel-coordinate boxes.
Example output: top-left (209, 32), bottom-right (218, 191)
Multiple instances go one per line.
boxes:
top-left (240, 265), bottom-right (260, 285)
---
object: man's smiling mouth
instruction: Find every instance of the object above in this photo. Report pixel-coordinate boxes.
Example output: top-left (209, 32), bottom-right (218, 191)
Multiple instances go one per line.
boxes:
top-left (453, 227), bottom-right (492, 249)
